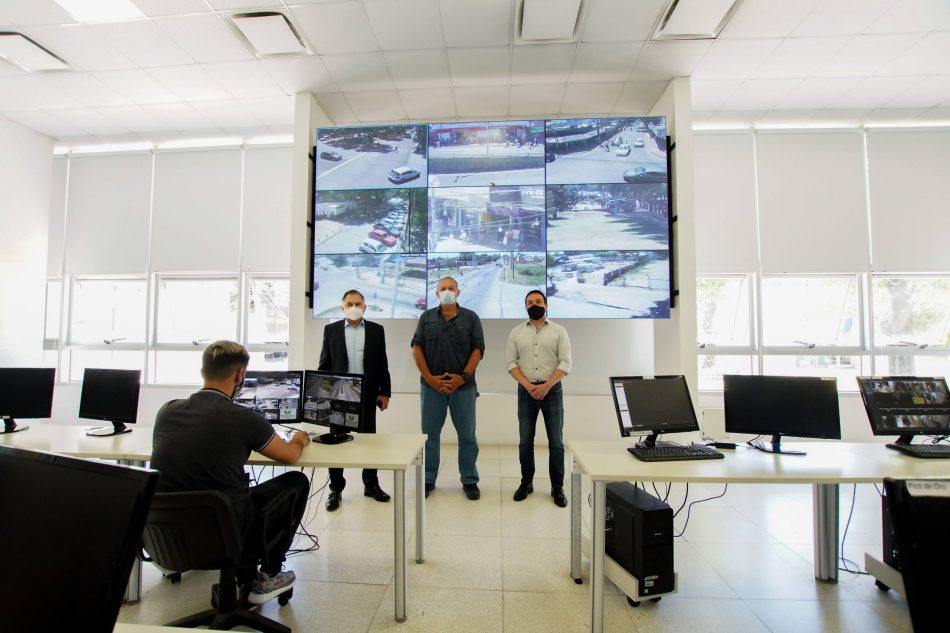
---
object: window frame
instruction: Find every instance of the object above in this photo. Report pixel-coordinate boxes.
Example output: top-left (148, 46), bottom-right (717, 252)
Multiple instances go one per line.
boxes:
top-left (64, 274), bottom-right (148, 352)
top-left (243, 272), bottom-right (291, 354)
top-left (870, 273), bottom-right (950, 356)
top-left (151, 272), bottom-right (241, 352)
top-left (696, 273), bottom-right (756, 354)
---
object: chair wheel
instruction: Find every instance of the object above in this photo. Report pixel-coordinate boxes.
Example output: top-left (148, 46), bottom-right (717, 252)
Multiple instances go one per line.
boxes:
top-left (627, 597), bottom-right (640, 607)
top-left (278, 588), bottom-right (293, 606)
top-left (875, 580), bottom-right (890, 592)
top-left (166, 572), bottom-right (182, 584)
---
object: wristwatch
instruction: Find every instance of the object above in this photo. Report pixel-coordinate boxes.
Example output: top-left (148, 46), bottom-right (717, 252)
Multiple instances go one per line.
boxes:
top-left (460, 371), bottom-right (470, 383)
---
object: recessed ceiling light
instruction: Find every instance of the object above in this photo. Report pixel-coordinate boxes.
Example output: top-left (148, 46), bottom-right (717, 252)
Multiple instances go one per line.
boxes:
top-left (653, 0), bottom-right (744, 40)
top-left (230, 12), bottom-right (311, 57)
top-left (53, 0), bottom-right (145, 23)
top-left (0, 33), bottom-right (69, 72)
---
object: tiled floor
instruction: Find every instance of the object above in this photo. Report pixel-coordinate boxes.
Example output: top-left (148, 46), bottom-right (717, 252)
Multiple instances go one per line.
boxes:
top-left (118, 445), bottom-right (911, 632)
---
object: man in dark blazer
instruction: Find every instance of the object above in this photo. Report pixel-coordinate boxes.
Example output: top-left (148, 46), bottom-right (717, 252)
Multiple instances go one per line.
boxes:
top-left (319, 289), bottom-right (392, 511)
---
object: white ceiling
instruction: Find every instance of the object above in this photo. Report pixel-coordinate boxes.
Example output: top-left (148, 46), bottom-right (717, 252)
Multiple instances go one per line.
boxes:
top-left (0, 0), bottom-right (948, 145)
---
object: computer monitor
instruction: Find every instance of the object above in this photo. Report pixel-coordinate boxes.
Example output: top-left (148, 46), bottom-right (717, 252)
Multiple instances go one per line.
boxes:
top-left (302, 369), bottom-right (367, 444)
top-left (78, 368), bottom-right (141, 437)
top-left (723, 374), bottom-right (841, 455)
top-left (0, 445), bottom-right (158, 631)
top-left (234, 371), bottom-right (303, 423)
top-left (0, 367), bottom-right (55, 434)
top-left (856, 376), bottom-right (950, 445)
top-left (609, 375), bottom-right (700, 447)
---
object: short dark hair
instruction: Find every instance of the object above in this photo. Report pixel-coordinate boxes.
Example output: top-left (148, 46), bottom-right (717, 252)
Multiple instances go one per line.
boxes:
top-left (525, 289), bottom-right (546, 304)
top-left (437, 276), bottom-right (458, 290)
top-left (341, 289), bottom-right (365, 302)
top-left (201, 340), bottom-right (249, 380)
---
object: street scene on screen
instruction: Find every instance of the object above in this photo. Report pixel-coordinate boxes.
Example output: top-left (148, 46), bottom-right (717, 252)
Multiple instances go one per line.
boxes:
top-left (427, 121), bottom-right (545, 187)
top-left (303, 374), bottom-right (362, 428)
top-left (546, 183), bottom-right (668, 251)
top-left (235, 374), bottom-right (300, 421)
top-left (314, 188), bottom-right (427, 255)
top-left (316, 125), bottom-right (427, 191)
top-left (427, 186), bottom-right (545, 253)
top-left (426, 252), bottom-right (546, 319)
top-left (312, 254), bottom-right (427, 319)
top-left (545, 117), bottom-right (667, 185)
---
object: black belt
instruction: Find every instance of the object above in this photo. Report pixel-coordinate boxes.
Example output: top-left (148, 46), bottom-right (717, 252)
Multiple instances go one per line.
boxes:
top-left (530, 381), bottom-right (546, 385)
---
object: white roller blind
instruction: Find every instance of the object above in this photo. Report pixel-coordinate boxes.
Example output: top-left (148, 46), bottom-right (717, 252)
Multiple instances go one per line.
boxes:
top-left (867, 130), bottom-right (950, 272)
top-left (151, 149), bottom-right (242, 272)
top-left (63, 154), bottom-right (152, 275)
top-left (242, 147), bottom-right (292, 272)
top-left (693, 133), bottom-right (757, 273)
top-left (756, 131), bottom-right (869, 273)
top-left (47, 156), bottom-right (67, 276)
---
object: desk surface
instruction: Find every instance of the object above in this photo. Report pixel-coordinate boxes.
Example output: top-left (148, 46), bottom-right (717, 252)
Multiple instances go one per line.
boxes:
top-left (567, 439), bottom-right (950, 483)
top-left (0, 422), bottom-right (152, 459)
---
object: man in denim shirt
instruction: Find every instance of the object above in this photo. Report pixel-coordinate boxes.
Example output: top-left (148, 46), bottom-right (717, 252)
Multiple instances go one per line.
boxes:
top-left (411, 277), bottom-right (485, 500)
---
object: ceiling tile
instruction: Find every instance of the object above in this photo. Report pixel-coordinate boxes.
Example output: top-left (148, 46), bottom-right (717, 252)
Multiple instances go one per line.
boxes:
top-left (314, 92), bottom-right (358, 123)
top-left (93, 69), bottom-right (181, 105)
top-left (139, 102), bottom-right (216, 130)
top-left (876, 31), bottom-right (950, 76)
top-left (628, 40), bottom-right (712, 81)
top-left (581, 0), bottom-right (666, 42)
top-left (0, 0), bottom-right (74, 26)
top-left (570, 42), bottom-right (642, 83)
top-left (203, 60), bottom-right (285, 98)
top-left (560, 82), bottom-right (623, 113)
top-left (323, 52), bottom-right (394, 92)
top-left (291, 2), bottom-right (379, 55)
top-left (260, 55), bottom-right (338, 93)
top-left (885, 74), bottom-right (950, 108)
top-left (240, 96), bottom-right (293, 125)
top-left (751, 36), bottom-right (849, 79)
top-left (864, 107), bottom-right (928, 123)
top-left (147, 65), bottom-right (232, 102)
top-left (448, 47), bottom-right (510, 86)
top-left (153, 13), bottom-right (253, 63)
top-left (0, 58), bottom-right (25, 77)
top-left (399, 86), bottom-right (456, 118)
top-left (345, 90), bottom-right (406, 121)
top-left (756, 110), bottom-right (818, 124)
top-left (188, 99), bottom-right (261, 127)
top-left (131, 0), bottom-right (211, 16)
top-left (690, 79), bottom-right (742, 111)
top-left (865, 0), bottom-right (950, 34)
top-left (41, 73), bottom-right (132, 108)
top-left (793, 0), bottom-right (898, 37)
top-left (774, 77), bottom-right (864, 109)
top-left (453, 85), bottom-right (509, 116)
top-left (511, 44), bottom-right (575, 85)
top-left (691, 39), bottom-right (782, 79)
top-left (0, 75), bottom-right (82, 110)
top-left (710, 110), bottom-right (764, 126)
top-left (2, 110), bottom-right (81, 138)
top-left (720, 78), bottom-right (801, 110)
top-left (206, 0), bottom-right (283, 10)
top-left (720, 0), bottom-right (822, 39)
top-left (58, 107), bottom-right (130, 135)
top-left (613, 81), bottom-right (667, 113)
top-left (95, 104), bottom-right (167, 132)
top-left (364, 0), bottom-right (444, 50)
top-left (830, 76), bottom-right (926, 109)
top-left (508, 83), bottom-right (564, 115)
top-left (812, 33), bottom-right (923, 77)
top-left (21, 25), bottom-right (136, 72)
top-left (384, 49), bottom-right (451, 89)
top-left (439, 0), bottom-right (512, 47)
top-left (91, 20), bottom-right (193, 68)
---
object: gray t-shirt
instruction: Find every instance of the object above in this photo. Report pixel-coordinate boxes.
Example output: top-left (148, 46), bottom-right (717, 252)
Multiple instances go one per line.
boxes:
top-left (150, 388), bottom-right (276, 524)
top-left (411, 306), bottom-right (485, 391)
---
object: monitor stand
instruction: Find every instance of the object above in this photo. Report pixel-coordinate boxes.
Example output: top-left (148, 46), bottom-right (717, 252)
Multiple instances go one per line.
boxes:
top-left (893, 434), bottom-right (915, 446)
top-left (749, 434), bottom-right (805, 455)
top-left (85, 422), bottom-right (132, 437)
top-left (634, 433), bottom-right (677, 449)
top-left (313, 425), bottom-right (354, 445)
top-left (0, 418), bottom-right (29, 434)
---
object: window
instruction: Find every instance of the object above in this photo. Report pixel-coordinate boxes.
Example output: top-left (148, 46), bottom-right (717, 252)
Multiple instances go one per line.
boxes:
top-left (761, 275), bottom-right (861, 348)
top-left (68, 277), bottom-right (147, 345)
top-left (155, 276), bottom-right (239, 345)
top-left (44, 279), bottom-right (62, 348)
top-left (872, 275), bottom-right (950, 378)
top-left (246, 277), bottom-right (290, 345)
top-left (697, 275), bottom-right (753, 348)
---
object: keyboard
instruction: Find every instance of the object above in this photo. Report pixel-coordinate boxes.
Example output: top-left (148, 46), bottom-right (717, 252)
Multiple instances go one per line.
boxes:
top-left (886, 443), bottom-right (950, 458)
top-left (627, 444), bottom-right (725, 462)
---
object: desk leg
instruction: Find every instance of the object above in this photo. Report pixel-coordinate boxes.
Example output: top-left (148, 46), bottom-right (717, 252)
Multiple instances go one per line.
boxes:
top-left (813, 483), bottom-right (839, 583)
top-left (570, 456), bottom-right (582, 583)
top-left (589, 480), bottom-right (606, 633)
top-left (123, 459), bottom-right (146, 604)
top-left (415, 449), bottom-right (425, 564)
top-left (394, 469), bottom-right (407, 623)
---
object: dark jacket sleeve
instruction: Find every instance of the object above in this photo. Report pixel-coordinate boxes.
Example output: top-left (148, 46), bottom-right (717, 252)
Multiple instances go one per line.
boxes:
top-left (318, 322), bottom-right (334, 371)
top-left (376, 324), bottom-right (391, 397)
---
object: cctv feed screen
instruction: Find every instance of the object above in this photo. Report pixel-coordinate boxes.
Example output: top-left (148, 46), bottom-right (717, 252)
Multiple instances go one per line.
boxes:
top-left (303, 372), bottom-right (363, 430)
top-left (234, 372), bottom-right (302, 422)
top-left (859, 377), bottom-right (950, 433)
top-left (313, 118), bottom-right (670, 320)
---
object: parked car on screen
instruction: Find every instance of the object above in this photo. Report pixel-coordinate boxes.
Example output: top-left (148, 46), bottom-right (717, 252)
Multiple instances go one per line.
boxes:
top-left (368, 228), bottom-right (398, 247)
top-left (545, 148), bottom-right (556, 162)
top-left (415, 298), bottom-right (426, 310)
top-left (622, 166), bottom-right (667, 183)
top-left (388, 166), bottom-right (420, 184)
top-left (615, 144), bottom-right (631, 157)
top-left (320, 150), bottom-right (343, 161)
top-left (359, 239), bottom-right (390, 254)
top-left (633, 137), bottom-right (645, 148)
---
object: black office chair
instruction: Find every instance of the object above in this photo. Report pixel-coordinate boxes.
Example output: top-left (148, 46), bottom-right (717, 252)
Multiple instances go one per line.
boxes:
top-left (142, 490), bottom-right (294, 633)
top-left (883, 478), bottom-right (950, 633)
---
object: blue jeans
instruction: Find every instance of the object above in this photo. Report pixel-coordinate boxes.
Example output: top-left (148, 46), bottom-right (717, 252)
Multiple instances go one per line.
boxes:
top-left (421, 383), bottom-right (479, 485)
top-left (517, 383), bottom-right (564, 488)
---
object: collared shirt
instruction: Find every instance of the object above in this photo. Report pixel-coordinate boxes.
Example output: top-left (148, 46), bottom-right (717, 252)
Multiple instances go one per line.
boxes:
top-left (343, 318), bottom-right (365, 374)
top-left (410, 306), bottom-right (485, 390)
top-left (505, 318), bottom-right (572, 383)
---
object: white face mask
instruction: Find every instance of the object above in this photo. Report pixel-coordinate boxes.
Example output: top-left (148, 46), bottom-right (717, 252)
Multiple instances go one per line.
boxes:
top-left (343, 306), bottom-right (364, 321)
top-left (438, 290), bottom-right (457, 306)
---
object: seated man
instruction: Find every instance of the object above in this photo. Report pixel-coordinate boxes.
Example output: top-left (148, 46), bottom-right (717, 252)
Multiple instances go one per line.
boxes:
top-left (150, 340), bottom-right (311, 605)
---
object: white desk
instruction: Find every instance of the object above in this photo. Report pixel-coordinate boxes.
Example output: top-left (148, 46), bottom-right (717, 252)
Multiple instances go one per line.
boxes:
top-left (567, 439), bottom-right (950, 633)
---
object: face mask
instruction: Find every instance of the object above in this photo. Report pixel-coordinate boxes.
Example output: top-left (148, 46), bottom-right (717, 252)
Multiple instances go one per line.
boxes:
top-left (344, 306), bottom-right (364, 321)
top-left (438, 290), bottom-right (457, 306)
top-left (527, 304), bottom-right (546, 321)
top-left (231, 376), bottom-right (243, 400)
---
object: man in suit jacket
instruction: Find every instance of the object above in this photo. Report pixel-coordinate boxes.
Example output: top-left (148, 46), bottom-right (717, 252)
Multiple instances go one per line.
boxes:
top-left (319, 289), bottom-right (392, 511)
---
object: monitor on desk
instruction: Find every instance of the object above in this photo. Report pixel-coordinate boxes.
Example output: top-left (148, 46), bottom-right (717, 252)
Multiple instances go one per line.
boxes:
top-left (78, 368), bottom-right (141, 437)
top-left (609, 375), bottom-right (700, 447)
top-left (234, 371), bottom-right (303, 423)
top-left (0, 445), bottom-right (158, 632)
top-left (857, 376), bottom-right (950, 445)
top-left (723, 374), bottom-right (841, 455)
top-left (0, 367), bottom-right (55, 434)
top-left (302, 369), bottom-right (367, 444)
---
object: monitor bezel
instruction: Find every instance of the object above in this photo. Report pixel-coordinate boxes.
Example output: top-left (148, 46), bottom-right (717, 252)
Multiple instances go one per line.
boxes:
top-left (723, 374), bottom-right (842, 440)
top-left (302, 369), bottom-right (368, 433)
top-left (237, 370), bottom-right (304, 424)
top-left (77, 368), bottom-right (141, 425)
top-left (0, 367), bottom-right (56, 420)
top-left (608, 375), bottom-right (700, 438)
top-left (856, 376), bottom-right (950, 438)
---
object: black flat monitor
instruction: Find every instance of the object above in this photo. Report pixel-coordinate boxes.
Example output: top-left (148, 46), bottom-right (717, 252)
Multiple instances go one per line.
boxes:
top-left (723, 374), bottom-right (841, 455)
top-left (856, 376), bottom-right (950, 445)
top-left (609, 375), bottom-right (700, 447)
top-left (234, 371), bottom-right (303, 423)
top-left (0, 367), bottom-right (55, 434)
top-left (302, 370), bottom-right (367, 444)
top-left (0, 445), bottom-right (158, 632)
top-left (78, 368), bottom-right (141, 437)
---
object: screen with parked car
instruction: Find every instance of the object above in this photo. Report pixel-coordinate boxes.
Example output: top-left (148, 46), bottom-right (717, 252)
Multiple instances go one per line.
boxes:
top-left (312, 116), bottom-right (670, 319)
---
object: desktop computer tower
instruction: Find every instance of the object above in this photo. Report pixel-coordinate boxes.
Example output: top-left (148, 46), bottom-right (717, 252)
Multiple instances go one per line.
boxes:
top-left (605, 482), bottom-right (674, 596)
top-left (882, 493), bottom-right (900, 570)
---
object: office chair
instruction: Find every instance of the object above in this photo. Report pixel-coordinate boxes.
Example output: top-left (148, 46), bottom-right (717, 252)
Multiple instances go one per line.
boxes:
top-left (883, 478), bottom-right (950, 633)
top-left (142, 489), bottom-right (295, 633)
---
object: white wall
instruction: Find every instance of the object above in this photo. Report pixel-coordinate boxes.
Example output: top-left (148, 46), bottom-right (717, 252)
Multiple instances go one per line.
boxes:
top-left (0, 117), bottom-right (53, 366)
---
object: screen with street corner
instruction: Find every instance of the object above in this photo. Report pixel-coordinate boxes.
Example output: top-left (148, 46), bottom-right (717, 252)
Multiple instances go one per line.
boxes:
top-left (316, 124), bottom-right (427, 191)
top-left (311, 253), bottom-right (427, 319)
top-left (427, 121), bottom-right (545, 187)
top-left (234, 371), bottom-right (302, 422)
top-left (314, 187), bottom-right (427, 255)
top-left (426, 252), bottom-right (547, 319)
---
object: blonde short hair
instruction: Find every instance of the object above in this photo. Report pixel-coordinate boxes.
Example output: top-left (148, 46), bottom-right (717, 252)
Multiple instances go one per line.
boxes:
top-left (201, 340), bottom-right (249, 380)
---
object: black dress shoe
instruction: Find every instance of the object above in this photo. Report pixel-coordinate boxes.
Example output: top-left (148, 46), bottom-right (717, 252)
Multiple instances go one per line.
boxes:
top-left (463, 483), bottom-right (480, 500)
top-left (364, 485), bottom-right (391, 502)
top-left (425, 482), bottom-right (435, 498)
top-left (513, 481), bottom-right (533, 502)
top-left (552, 487), bottom-right (568, 508)
top-left (326, 491), bottom-right (341, 511)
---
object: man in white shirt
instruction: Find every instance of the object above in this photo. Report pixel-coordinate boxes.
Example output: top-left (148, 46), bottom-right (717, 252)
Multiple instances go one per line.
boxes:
top-left (505, 290), bottom-right (572, 507)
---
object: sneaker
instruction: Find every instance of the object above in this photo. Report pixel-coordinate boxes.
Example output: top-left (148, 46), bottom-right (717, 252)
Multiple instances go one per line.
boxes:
top-left (513, 481), bottom-right (533, 502)
top-left (425, 482), bottom-right (435, 498)
top-left (552, 487), bottom-right (568, 508)
top-left (463, 483), bottom-right (481, 500)
top-left (248, 569), bottom-right (296, 605)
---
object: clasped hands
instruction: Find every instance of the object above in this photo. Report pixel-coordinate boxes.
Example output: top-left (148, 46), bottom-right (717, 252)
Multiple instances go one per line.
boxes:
top-left (427, 372), bottom-right (465, 395)
top-left (525, 382), bottom-right (551, 400)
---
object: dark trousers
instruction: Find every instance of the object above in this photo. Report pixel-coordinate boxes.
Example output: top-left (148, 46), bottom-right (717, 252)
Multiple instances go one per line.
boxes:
top-left (329, 406), bottom-right (378, 492)
top-left (238, 471), bottom-right (310, 580)
top-left (517, 383), bottom-right (565, 488)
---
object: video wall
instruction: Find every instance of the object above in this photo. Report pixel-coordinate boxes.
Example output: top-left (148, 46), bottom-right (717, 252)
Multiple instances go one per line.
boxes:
top-left (312, 117), bottom-right (670, 320)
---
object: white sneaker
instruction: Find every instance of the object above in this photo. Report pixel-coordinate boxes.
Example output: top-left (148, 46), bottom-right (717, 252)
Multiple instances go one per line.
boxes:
top-left (248, 569), bottom-right (295, 604)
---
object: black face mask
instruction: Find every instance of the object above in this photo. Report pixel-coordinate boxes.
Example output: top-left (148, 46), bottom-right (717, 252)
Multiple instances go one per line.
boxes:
top-left (527, 304), bottom-right (546, 321)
